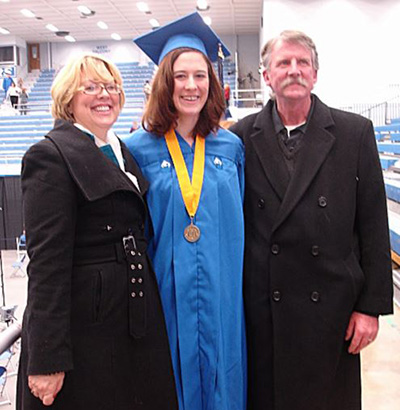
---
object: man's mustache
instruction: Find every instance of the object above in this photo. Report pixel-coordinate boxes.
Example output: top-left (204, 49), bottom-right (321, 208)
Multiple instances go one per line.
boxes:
top-left (281, 77), bottom-right (308, 88)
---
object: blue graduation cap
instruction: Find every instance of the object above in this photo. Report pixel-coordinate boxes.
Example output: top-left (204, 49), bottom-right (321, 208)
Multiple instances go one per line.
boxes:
top-left (133, 12), bottom-right (230, 65)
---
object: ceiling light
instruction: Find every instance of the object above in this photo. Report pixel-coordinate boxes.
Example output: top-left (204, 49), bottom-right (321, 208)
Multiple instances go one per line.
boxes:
top-left (111, 33), bottom-right (121, 41)
top-left (20, 9), bottom-right (36, 18)
top-left (65, 35), bottom-right (76, 42)
top-left (0, 27), bottom-right (10, 35)
top-left (136, 2), bottom-right (150, 14)
top-left (97, 21), bottom-right (108, 30)
top-left (77, 5), bottom-right (93, 15)
top-left (46, 24), bottom-right (59, 32)
top-left (149, 18), bottom-right (160, 28)
top-left (196, 0), bottom-right (210, 11)
top-left (203, 16), bottom-right (212, 26)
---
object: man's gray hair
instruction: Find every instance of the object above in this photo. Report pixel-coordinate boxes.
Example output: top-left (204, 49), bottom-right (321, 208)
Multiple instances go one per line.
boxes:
top-left (261, 30), bottom-right (319, 71)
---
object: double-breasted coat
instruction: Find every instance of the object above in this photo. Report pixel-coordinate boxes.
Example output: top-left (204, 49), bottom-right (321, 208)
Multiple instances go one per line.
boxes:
top-left (17, 120), bottom-right (177, 410)
top-left (230, 96), bottom-right (393, 410)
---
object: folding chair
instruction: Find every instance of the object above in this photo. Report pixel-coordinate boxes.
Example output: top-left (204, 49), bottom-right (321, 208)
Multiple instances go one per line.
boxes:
top-left (0, 366), bottom-right (11, 406)
top-left (0, 321), bottom-right (20, 406)
top-left (16, 235), bottom-right (26, 258)
top-left (11, 253), bottom-right (26, 277)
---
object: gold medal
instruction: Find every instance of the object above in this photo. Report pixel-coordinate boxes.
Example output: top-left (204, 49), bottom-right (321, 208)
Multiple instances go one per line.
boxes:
top-left (165, 129), bottom-right (205, 244)
top-left (184, 220), bottom-right (201, 243)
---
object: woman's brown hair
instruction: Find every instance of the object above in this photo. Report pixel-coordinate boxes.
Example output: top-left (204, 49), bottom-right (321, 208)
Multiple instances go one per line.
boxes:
top-left (142, 48), bottom-right (225, 138)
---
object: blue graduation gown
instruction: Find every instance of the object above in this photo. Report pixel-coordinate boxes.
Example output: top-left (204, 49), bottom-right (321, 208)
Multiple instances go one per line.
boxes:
top-left (125, 128), bottom-right (246, 410)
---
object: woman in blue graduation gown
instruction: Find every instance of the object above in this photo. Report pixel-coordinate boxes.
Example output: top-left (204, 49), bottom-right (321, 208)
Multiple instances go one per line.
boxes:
top-left (125, 12), bottom-right (246, 410)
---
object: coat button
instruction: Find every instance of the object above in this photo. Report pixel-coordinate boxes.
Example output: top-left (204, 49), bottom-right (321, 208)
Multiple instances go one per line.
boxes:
top-left (272, 290), bottom-right (281, 302)
top-left (137, 277), bottom-right (143, 284)
top-left (310, 291), bottom-right (320, 302)
top-left (318, 196), bottom-right (327, 207)
top-left (130, 264), bottom-right (136, 270)
top-left (131, 277), bottom-right (136, 284)
top-left (258, 198), bottom-right (265, 209)
top-left (139, 291), bottom-right (144, 297)
top-left (130, 250), bottom-right (136, 256)
top-left (131, 292), bottom-right (136, 298)
top-left (138, 263), bottom-right (143, 270)
top-left (271, 244), bottom-right (280, 255)
top-left (311, 246), bottom-right (319, 256)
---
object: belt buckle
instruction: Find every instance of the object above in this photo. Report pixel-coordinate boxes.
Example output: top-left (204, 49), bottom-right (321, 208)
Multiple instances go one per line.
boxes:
top-left (123, 234), bottom-right (136, 251)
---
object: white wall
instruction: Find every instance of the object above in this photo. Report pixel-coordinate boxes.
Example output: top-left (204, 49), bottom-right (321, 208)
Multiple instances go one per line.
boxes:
top-left (0, 35), bottom-right (26, 49)
top-left (220, 34), bottom-right (260, 90)
top-left (48, 39), bottom-right (150, 71)
top-left (0, 36), bottom-right (28, 80)
top-left (237, 35), bottom-right (261, 89)
top-left (262, 0), bottom-right (399, 107)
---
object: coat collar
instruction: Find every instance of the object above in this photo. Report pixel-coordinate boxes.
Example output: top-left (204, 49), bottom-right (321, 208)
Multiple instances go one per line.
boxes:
top-left (250, 95), bottom-right (336, 232)
top-left (46, 119), bottom-right (149, 202)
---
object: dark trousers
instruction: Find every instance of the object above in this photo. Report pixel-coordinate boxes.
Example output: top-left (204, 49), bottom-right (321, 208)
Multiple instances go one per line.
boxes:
top-left (10, 96), bottom-right (18, 109)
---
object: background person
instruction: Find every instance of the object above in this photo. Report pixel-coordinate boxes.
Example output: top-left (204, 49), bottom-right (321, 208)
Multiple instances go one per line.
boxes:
top-left (224, 82), bottom-right (231, 118)
top-left (7, 81), bottom-right (20, 109)
top-left (19, 87), bottom-right (29, 115)
top-left (230, 30), bottom-right (393, 410)
top-left (17, 53), bottom-right (177, 410)
top-left (2, 70), bottom-right (14, 101)
top-left (125, 12), bottom-right (247, 410)
top-left (129, 119), bottom-right (139, 133)
top-left (143, 80), bottom-right (151, 102)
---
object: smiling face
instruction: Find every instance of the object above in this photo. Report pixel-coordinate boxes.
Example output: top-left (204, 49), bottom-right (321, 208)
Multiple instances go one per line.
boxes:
top-left (172, 51), bottom-right (209, 123)
top-left (264, 39), bottom-right (318, 103)
top-left (69, 77), bottom-right (121, 140)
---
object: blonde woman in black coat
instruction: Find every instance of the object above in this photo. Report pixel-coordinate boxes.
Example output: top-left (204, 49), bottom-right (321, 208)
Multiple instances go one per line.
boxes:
top-left (16, 53), bottom-right (177, 410)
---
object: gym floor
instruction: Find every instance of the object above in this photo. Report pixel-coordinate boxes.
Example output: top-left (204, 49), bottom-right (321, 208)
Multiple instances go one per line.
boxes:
top-left (0, 250), bottom-right (399, 409)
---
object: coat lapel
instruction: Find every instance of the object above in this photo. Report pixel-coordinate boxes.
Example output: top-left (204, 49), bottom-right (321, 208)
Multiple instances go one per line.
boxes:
top-left (47, 119), bottom-right (146, 202)
top-left (272, 96), bottom-right (336, 233)
top-left (249, 102), bottom-right (290, 201)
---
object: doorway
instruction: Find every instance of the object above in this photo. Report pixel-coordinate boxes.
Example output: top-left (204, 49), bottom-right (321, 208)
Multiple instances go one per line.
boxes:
top-left (28, 44), bottom-right (40, 71)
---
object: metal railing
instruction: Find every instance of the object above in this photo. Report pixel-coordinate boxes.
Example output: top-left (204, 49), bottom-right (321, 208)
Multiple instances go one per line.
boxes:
top-left (231, 88), bottom-right (264, 108)
top-left (229, 88), bottom-right (400, 127)
top-left (339, 95), bottom-right (400, 126)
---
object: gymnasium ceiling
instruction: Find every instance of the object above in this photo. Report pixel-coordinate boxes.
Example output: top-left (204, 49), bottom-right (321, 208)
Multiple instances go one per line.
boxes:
top-left (0, 0), bottom-right (263, 44)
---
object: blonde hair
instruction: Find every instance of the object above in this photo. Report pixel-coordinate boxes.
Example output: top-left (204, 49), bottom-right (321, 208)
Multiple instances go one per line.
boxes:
top-left (51, 53), bottom-right (125, 121)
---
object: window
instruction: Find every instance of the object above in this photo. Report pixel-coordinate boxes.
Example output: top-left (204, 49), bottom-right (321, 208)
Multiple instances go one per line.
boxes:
top-left (0, 47), bottom-right (14, 63)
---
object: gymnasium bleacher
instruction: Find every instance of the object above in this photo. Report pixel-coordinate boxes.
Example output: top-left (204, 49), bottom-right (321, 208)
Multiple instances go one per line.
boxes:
top-left (0, 59), bottom-right (237, 176)
top-left (0, 62), bottom-right (156, 174)
top-left (378, 118), bottom-right (400, 305)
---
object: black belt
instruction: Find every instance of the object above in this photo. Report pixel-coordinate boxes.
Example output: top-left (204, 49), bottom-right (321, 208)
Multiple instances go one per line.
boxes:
top-left (73, 236), bottom-right (147, 265)
top-left (74, 234), bottom-right (147, 339)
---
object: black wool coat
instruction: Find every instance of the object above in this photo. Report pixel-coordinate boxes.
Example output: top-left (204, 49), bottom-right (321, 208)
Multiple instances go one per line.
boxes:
top-left (230, 96), bottom-right (393, 410)
top-left (17, 120), bottom-right (178, 410)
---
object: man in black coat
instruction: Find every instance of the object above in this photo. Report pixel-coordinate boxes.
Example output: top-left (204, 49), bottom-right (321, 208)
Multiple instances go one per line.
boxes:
top-left (230, 30), bottom-right (393, 410)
